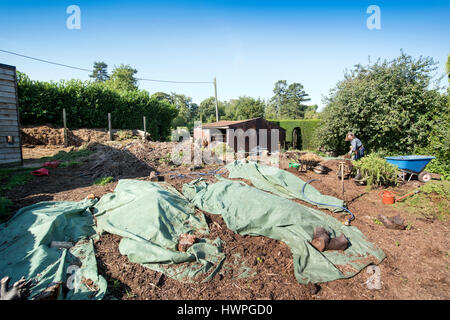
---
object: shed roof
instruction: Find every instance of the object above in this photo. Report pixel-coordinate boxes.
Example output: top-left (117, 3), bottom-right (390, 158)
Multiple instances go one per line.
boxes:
top-left (201, 118), bottom-right (261, 129)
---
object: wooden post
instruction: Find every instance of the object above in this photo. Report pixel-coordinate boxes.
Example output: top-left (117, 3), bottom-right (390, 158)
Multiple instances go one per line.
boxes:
top-left (213, 77), bottom-right (219, 122)
top-left (108, 113), bottom-right (112, 140)
top-left (339, 161), bottom-right (345, 196)
top-left (63, 108), bottom-right (68, 147)
top-left (143, 116), bottom-right (147, 141)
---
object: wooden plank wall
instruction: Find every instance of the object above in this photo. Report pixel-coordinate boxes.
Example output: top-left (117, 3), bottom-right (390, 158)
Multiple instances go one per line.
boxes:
top-left (0, 64), bottom-right (22, 165)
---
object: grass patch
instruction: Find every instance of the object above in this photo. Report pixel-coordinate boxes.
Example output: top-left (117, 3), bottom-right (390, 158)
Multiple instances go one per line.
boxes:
top-left (116, 130), bottom-right (134, 141)
top-left (59, 161), bottom-right (80, 168)
top-left (0, 167), bottom-right (34, 194)
top-left (0, 197), bottom-right (13, 219)
top-left (41, 148), bottom-right (93, 162)
top-left (394, 181), bottom-right (450, 221)
top-left (94, 176), bottom-right (115, 186)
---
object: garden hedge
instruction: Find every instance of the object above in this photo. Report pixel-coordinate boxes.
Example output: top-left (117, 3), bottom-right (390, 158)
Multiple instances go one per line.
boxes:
top-left (17, 72), bottom-right (178, 141)
top-left (269, 119), bottom-right (321, 150)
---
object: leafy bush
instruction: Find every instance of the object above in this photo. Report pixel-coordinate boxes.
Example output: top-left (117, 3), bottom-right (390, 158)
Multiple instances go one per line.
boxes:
top-left (353, 154), bottom-right (398, 187)
top-left (315, 53), bottom-right (446, 156)
top-left (17, 72), bottom-right (178, 141)
top-left (415, 89), bottom-right (450, 180)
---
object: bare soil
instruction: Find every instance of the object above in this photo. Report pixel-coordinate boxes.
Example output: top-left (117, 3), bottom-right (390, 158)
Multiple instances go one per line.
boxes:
top-left (5, 130), bottom-right (449, 300)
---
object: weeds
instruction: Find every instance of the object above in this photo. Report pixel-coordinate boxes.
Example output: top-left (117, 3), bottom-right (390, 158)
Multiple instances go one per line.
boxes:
top-left (116, 130), bottom-right (134, 141)
top-left (373, 218), bottom-right (383, 225)
top-left (60, 161), bottom-right (80, 168)
top-left (0, 168), bottom-right (34, 193)
top-left (42, 148), bottom-right (93, 162)
top-left (394, 181), bottom-right (450, 221)
top-left (94, 176), bottom-right (115, 186)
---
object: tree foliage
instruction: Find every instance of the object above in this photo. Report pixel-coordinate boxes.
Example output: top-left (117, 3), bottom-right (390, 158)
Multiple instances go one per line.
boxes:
top-left (315, 53), bottom-right (445, 155)
top-left (268, 80), bottom-right (311, 119)
top-left (107, 64), bottom-right (138, 91)
top-left (152, 92), bottom-right (198, 128)
top-left (447, 53), bottom-right (450, 83)
top-left (224, 96), bottom-right (265, 120)
top-left (89, 61), bottom-right (109, 82)
top-left (198, 97), bottom-right (225, 122)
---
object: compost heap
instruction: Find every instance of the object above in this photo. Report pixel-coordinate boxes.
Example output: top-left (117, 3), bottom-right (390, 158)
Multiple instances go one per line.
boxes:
top-left (0, 199), bottom-right (107, 300)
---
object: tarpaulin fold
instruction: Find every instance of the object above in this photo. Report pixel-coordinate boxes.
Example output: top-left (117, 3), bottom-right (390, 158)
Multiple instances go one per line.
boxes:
top-left (226, 160), bottom-right (345, 212)
top-left (93, 179), bottom-right (225, 282)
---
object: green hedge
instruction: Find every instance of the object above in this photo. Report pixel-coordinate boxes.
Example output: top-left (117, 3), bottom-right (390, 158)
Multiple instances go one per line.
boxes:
top-left (17, 72), bottom-right (178, 141)
top-left (269, 119), bottom-right (321, 150)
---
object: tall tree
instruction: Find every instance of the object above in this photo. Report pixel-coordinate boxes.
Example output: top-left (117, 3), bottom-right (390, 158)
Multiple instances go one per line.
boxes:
top-left (269, 80), bottom-right (310, 119)
top-left (198, 97), bottom-right (225, 122)
top-left (151, 92), bottom-right (199, 128)
top-left (107, 64), bottom-right (138, 91)
top-left (89, 61), bottom-right (109, 82)
top-left (226, 96), bottom-right (265, 120)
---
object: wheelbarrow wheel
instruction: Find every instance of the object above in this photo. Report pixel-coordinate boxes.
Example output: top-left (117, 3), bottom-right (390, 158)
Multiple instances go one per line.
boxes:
top-left (418, 171), bottom-right (432, 182)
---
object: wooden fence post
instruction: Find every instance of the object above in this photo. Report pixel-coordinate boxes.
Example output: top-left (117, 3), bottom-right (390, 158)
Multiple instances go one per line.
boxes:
top-left (63, 108), bottom-right (68, 147)
top-left (143, 116), bottom-right (147, 141)
top-left (108, 113), bottom-right (112, 140)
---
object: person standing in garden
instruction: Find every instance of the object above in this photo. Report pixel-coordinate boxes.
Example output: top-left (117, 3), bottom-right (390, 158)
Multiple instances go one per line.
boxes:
top-left (346, 132), bottom-right (365, 160)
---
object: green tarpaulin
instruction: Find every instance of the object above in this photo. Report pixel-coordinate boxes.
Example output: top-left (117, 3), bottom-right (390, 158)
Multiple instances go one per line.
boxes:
top-left (226, 161), bottom-right (345, 212)
top-left (93, 179), bottom-right (225, 282)
top-left (0, 199), bottom-right (106, 300)
top-left (183, 178), bottom-right (385, 284)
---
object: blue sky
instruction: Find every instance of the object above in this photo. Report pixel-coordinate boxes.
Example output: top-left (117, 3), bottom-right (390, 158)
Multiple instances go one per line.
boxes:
top-left (0, 0), bottom-right (448, 110)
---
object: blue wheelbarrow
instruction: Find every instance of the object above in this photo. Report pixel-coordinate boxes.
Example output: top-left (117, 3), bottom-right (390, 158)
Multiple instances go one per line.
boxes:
top-left (385, 155), bottom-right (435, 182)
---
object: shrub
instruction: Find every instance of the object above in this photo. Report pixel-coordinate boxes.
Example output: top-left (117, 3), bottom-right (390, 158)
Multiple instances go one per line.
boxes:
top-left (315, 53), bottom-right (445, 155)
top-left (353, 154), bottom-right (398, 187)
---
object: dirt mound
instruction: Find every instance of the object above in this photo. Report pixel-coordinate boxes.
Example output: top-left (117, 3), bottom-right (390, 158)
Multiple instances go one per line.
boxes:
top-left (21, 126), bottom-right (111, 146)
top-left (21, 126), bottom-right (64, 145)
top-left (84, 141), bottom-right (179, 179)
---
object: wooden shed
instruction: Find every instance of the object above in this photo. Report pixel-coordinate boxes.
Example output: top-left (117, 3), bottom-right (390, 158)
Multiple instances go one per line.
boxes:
top-left (0, 63), bottom-right (22, 167)
top-left (194, 117), bottom-right (286, 153)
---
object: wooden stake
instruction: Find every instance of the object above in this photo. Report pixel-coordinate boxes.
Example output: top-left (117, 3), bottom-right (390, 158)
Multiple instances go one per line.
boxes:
top-left (143, 116), bottom-right (147, 141)
top-left (63, 108), bottom-right (68, 147)
top-left (108, 113), bottom-right (112, 140)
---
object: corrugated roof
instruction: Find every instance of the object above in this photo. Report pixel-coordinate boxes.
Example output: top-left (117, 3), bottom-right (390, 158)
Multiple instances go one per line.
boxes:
top-left (201, 118), bottom-right (261, 128)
